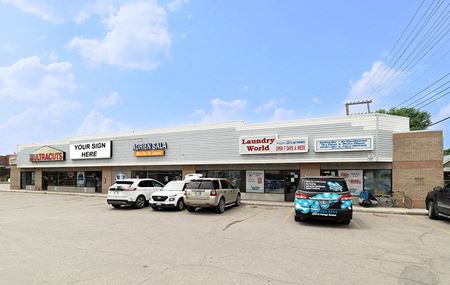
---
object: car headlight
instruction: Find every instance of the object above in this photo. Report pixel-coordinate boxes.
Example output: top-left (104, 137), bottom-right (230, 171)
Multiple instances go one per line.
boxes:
top-left (169, 195), bottom-right (176, 201)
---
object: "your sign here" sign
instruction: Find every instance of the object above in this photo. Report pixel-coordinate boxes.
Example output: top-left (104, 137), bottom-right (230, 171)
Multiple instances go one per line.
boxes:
top-left (70, 141), bottom-right (112, 159)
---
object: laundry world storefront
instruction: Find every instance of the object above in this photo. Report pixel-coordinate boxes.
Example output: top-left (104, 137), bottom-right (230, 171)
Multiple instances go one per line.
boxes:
top-left (11, 113), bottom-right (442, 204)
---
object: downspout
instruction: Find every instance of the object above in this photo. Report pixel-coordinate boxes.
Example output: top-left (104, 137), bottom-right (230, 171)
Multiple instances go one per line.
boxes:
top-left (376, 114), bottom-right (379, 162)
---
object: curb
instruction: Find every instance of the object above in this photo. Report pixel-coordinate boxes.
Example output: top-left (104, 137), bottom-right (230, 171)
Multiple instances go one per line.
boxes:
top-left (242, 200), bottom-right (427, 216)
top-left (0, 190), bottom-right (428, 216)
top-left (0, 189), bottom-right (106, 198)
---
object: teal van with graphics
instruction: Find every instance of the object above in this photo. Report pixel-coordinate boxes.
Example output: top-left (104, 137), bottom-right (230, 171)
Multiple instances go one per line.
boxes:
top-left (294, 176), bottom-right (352, 224)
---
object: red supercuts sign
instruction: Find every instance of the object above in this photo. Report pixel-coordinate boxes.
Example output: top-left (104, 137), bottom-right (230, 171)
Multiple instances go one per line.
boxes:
top-left (29, 146), bottom-right (65, 162)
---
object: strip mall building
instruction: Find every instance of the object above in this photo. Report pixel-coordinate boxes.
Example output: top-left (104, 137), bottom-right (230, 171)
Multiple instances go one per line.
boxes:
top-left (9, 113), bottom-right (444, 207)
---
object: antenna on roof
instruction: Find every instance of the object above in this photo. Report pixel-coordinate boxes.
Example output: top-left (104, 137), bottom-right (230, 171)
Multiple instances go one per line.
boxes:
top-left (345, 100), bottom-right (372, 115)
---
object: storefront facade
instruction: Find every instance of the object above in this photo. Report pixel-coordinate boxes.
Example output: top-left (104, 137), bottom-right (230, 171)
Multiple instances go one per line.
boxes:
top-left (13, 114), bottom-right (411, 201)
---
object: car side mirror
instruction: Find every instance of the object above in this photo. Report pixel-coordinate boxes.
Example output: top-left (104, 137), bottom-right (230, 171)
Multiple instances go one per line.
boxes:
top-left (433, 186), bottom-right (443, 192)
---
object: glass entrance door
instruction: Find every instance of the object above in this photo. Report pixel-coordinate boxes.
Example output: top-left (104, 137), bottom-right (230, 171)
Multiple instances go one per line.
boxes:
top-left (284, 171), bottom-right (300, 202)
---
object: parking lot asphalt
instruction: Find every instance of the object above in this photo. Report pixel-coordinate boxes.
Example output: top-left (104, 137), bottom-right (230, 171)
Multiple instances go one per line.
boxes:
top-left (0, 192), bottom-right (449, 285)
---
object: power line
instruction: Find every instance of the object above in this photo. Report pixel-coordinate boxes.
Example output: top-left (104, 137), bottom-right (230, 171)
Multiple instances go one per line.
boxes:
top-left (369, 0), bottom-right (447, 98)
top-left (429, 115), bottom-right (450, 126)
top-left (395, 72), bottom-right (450, 107)
top-left (354, 0), bottom-right (427, 99)
top-left (412, 85), bottom-right (450, 108)
top-left (375, 3), bottom-right (450, 98)
top-left (417, 91), bottom-right (449, 109)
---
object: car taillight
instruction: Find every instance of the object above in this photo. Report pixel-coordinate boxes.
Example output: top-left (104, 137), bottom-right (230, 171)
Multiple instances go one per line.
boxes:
top-left (210, 189), bottom-right (217, 196)
top-left (124, 187), bottom-right (137, 191)
top-left (295, 193), bottom-right (309, 199)
top-left (339, 194), bottom-right (352, 201)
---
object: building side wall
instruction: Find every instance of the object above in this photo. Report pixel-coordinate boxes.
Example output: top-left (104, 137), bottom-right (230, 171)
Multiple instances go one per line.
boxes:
top-left (393, 131), bottom-right (443, 208)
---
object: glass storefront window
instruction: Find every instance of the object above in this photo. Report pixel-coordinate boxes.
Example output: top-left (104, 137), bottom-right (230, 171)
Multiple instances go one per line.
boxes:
top-left (197, 170), bottom-right (245, 192)
top-left (131, 171), bottom-right (182, 184)
top-left (264, 171), bottom-right (285, 194)
top-left (43, 171), bottom-right (102, 192)
top-left (21, 171), bottom-right (35, 189)
top-left (363, 170), bottom-right (392, 196)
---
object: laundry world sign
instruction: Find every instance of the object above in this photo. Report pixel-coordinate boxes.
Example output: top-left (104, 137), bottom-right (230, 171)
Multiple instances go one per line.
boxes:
top-left (239, 135), bottom-right (308, 154)
top-left (70, 141), bottom-right (112, 159)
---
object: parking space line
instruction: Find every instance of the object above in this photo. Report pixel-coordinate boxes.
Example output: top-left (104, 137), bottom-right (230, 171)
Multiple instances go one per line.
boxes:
top-left (351, 218), bottom-right (361, 229)
top-left (406, 215), bottom-right (450, 236)
top-left (282, 209), bottom-right (294, 224)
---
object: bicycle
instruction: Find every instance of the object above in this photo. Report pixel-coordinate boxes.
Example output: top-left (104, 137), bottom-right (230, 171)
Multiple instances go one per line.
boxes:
top-left (393, 190), bottom-right (413, 209)
top-left (374, 194), bottom-right (395, 207)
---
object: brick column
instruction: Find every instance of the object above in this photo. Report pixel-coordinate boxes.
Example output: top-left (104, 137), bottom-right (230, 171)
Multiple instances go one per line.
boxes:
top-left (393, 131), bottom-right (443, 208)
top-left (300, 163), bottom-right (320, 177)
top-left (101, 167), bottom-right (113, 194)
top-left (35, 169), bottom-right (43, 191)
top-left (10, 166), bottom-right (20, 190)
top-left (182, 165), bottom-right (196, 180)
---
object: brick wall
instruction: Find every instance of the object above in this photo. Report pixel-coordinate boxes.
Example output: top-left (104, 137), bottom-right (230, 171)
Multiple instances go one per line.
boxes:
top-left (393, 131), bottom-right (443, 208)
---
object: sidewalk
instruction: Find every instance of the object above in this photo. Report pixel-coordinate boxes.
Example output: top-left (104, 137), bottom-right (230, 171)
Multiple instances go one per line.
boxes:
top-left (0, 188), bottom-right (427, 215)
top-left (241, 200), bottom-right (427, 215)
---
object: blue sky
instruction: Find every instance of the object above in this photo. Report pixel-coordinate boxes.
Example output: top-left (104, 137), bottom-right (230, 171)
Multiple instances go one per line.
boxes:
top-left (0, 0), bottom-right (449, 154)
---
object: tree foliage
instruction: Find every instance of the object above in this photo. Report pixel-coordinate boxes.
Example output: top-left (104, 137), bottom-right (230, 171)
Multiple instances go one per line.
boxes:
top-left (376, 107), bottom-right (431, 131)
top-left (444, 148), bottom-right (450, 156)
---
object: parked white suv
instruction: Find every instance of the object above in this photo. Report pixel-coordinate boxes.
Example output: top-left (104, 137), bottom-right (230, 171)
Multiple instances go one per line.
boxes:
top-left (150, 180), bottom-right (188, 211)
top-left (107, 179), bottom-right (164, 209)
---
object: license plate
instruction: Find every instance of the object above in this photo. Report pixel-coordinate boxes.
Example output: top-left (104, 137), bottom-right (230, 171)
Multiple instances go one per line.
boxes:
top-left (157, 203), bottom-right (162, 206)
top-left (195, 191), bottom-right (201, 196)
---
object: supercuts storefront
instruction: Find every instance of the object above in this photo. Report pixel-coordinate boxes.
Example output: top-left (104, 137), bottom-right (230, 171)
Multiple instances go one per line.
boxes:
top-left (14, 114), bottom-right (410, 201)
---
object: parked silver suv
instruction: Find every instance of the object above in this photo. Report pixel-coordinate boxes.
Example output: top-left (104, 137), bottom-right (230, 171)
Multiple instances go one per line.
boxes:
top-left (185, 178), bottom-right (241, 213)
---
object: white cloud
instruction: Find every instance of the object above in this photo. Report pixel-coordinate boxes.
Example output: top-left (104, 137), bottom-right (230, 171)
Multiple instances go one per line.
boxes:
top-left (69, 0), bottom-right (171, 70)
top-left (1, 41), bottom-right (16, 52)
top-left (77, 110), bottom-right (129, 136)
top-left (255, 99), bottom-right (284, 113)
top-left (96, 91), bottom-right (122, 107)
top-left (0, 56), bottom-right (76, 101)
top-left (1, 0), bottom-right (67, 23)
top-left (0, 100), bottom-right (81, 152)
top-left (272, 108), bottom-right (295, 121)
top-left (347, 61), bottom-right (405, 106)
top-left (312, 96), bottom-right (320, 103)
top-left (190, 98), bottom-right (247, 123)
top-left (166, 0), bottom-right (188, 12)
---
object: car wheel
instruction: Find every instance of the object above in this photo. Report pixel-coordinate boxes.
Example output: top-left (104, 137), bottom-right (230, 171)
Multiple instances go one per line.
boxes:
top-left (428, 201), bottom-right (438, 219)
top-left (177, 199), bottom-right (185, 211)
top-left (111, 204), bottom-right (121, 209)
top-left (187, 206), bottom-right (196, 212)
top-left (341, 220), bottom-right (351, 225)
top-left (234, 194), bottom-right (241, 207)
top-left (216, 198), bottom-right (225, 214)
top-left (134, 195), bottom-right (146, 209)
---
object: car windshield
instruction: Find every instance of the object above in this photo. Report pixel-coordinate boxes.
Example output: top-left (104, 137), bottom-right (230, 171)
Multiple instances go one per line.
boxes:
top-left (300, 178), bottom-right (348, 193)
top-left (162, 181), bottom-right (185, 191)
top-left (186, 180), bottom-right (215, 189)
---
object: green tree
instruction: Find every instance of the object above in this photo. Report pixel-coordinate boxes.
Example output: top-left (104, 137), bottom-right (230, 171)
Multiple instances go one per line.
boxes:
top-left (444, 148), bottom-right (450, 156)
top-left (376, 107), bottom-right (431, 131)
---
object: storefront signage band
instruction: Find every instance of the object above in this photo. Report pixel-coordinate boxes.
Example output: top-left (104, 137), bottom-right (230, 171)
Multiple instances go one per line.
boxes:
top-left (30, 146), bottom-right (65, 162)
top-left (133, 142), bottom-right (167, 151)
top-left (133, 141), bottom-right (168, 157)
top-left (240, 135), bottom-right (308, 155)
top-left (70, 141), bottom-right (112, 159)
top-left (135, 149), bottom-right (165, 157)
top-left (314, 137), bottom-right (373, 152)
